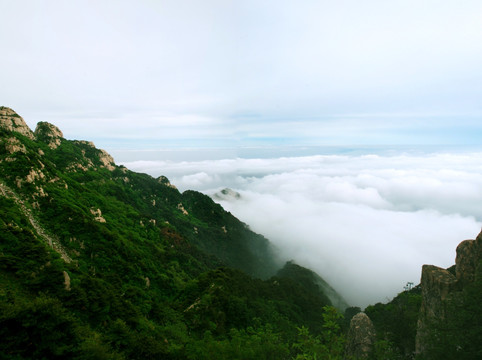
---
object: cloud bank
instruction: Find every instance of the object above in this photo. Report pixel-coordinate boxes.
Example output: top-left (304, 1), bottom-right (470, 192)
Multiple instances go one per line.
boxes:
top-left (124, 151), bottom-right (482, 307)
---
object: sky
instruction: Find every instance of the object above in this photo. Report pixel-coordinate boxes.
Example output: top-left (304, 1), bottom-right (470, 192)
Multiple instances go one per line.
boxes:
top-left (2, 0), bottom-right (482, 149)
top-left (2, 1), bottom-right (482, 306)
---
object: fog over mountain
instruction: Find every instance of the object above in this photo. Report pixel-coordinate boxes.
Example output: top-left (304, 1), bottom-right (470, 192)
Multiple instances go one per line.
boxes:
top-left (123, 150), bottom-right (482, 306)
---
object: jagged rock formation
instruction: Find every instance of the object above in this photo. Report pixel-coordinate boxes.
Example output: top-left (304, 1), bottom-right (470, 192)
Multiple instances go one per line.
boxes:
top-left (415, 265), bottom-right (457, 356)
top-left (0, 106), bottom-right (35, 139)
top-left (456, 236), bottom-right (482, 285)
top-left (345, 312), bottom-right (376, 359)
top-left (157, 175), bottom-right (176, 188)
top-left (415, 231), bottom-right (482, 357)
top-left (34, 121), bottom-right (64, 149)
top-left (97, 149), bottom-right (116, 171)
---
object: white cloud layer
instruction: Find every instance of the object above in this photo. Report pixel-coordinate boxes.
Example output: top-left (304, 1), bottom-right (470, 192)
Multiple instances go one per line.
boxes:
top-left (124, 151), bottom-right (482, 307)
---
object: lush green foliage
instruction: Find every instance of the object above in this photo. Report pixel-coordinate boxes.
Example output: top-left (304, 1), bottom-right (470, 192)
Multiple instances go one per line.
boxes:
top-left (292, 306), bottom-right (346, 360)
top-left (0, 125), bottom-right (347, 359)
top-left (365, 286), bottom-right (422, 358)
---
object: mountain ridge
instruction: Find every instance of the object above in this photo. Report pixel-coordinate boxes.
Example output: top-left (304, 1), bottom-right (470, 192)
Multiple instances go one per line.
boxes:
top-left (0, 107), bottom-right (346, 359)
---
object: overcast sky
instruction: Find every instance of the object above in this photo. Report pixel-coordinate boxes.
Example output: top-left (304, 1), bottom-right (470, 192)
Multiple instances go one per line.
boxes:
top-left (2, 0), bottom-right (482, 149)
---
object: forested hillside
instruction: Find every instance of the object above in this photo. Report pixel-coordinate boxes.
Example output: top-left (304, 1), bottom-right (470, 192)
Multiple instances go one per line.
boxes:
top-left (0, 107), bottom-right (347, 359)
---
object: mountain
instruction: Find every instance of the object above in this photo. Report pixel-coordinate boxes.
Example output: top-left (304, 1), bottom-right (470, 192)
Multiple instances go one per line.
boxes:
top-left (0, 107), bottom-right (345, 359)
top-left (415, 232), bottom-right (482, 359)
top-left (276, 261), bottom-right (348, 311)
top-left (363, 232), bottom-right (482, 359)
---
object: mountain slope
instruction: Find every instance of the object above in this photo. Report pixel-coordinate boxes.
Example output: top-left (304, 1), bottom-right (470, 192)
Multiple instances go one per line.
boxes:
top-left (0, 107), bottom-right (344, 359)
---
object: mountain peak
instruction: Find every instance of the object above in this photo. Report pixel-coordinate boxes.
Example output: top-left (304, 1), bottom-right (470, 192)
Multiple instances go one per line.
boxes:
top-left (213, 188), bottom-right (242, 201)
top-left (0, 106), bottom-right (35, 140)
top-left (34, 121), bottom-right (64, 149)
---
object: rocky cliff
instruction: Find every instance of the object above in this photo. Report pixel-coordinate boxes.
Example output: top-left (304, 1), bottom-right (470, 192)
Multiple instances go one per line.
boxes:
top-left (415, 231), bottom-right (482, 358)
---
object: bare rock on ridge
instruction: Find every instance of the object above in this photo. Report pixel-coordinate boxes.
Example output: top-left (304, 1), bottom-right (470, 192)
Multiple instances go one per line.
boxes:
top-left (34, 121), bottom-right (64, 149)
top-left (1, 107), bottom-right (117, 172)
top-left (98, 149), bottom-right (116, 171)
top-left (0, 106), bottom-right (35, 139)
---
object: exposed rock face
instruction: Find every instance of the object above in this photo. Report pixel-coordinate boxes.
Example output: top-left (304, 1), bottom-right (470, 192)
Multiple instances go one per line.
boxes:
top-left (73, 140), bottom-right (115, 171)
top-left (0, 106), bottom-right (35, 139)
top-left (74, 140), bottom-right (95, 147)
top-left (3, 136), bottom-right (27, 154)
top-left (98, 149), bottom-right (115, 171)
top-left (34, 121), bottom-right (64, 149)
top-left (177, 203), bottom-right (189, 215)
top-left (345, 312), bottom-right (376, 359)
top-left (158, 175), bottom-right (177, 189)
top-left (90, 208), bottom-right (106, 223)
top-left (456, 237), bottom-right (482, 285)
top-left (415, 231), bottom-right (482, 356)
top-left (63, 271), bottom-right (71, 291)
top-left (415, 265), bottom-right (457, 355)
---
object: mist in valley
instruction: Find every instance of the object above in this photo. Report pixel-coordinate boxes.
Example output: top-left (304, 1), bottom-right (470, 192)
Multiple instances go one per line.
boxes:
top-left (124, 150), bottom-right (482, 307)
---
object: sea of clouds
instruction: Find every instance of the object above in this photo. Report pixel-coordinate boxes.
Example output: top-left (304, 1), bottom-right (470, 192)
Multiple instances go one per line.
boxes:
top-left (122, 150), bottom-right (482, 307)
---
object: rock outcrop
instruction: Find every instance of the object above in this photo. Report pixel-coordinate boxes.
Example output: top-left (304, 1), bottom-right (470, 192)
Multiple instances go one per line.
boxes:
top-left (73, 140), bottom-right (115, 171)
top-left (456, 237), bottom-right (482, 285)
top-left (63, 271), bottom-right (71, 291)
top-left (3, 136), bottom-right (27, 154)
top-left (0, 106), bottom-right (35, 139)
top-left (415, 231), bottom-right (482, 356)
top-left (1, 107), bottom-right (117, 174)
top-left (90, 208), bottom-right (106, 223)
top-left (213, 188), bottom-right (241, 201)
top-left (158, 175), bottom-right (177, 189)
top-left (98, 148), bottom-right (115, 171)
top-left (34, 121), bottom-right (64, 149)
top-left (345, 312), bottom-right (376, 359)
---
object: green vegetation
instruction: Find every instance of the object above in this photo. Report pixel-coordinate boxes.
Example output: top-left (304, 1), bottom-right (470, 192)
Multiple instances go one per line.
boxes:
top-left (365, 286), bottom-right (422, 358)
top-left (0, 122), bottom-right (347, 359)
